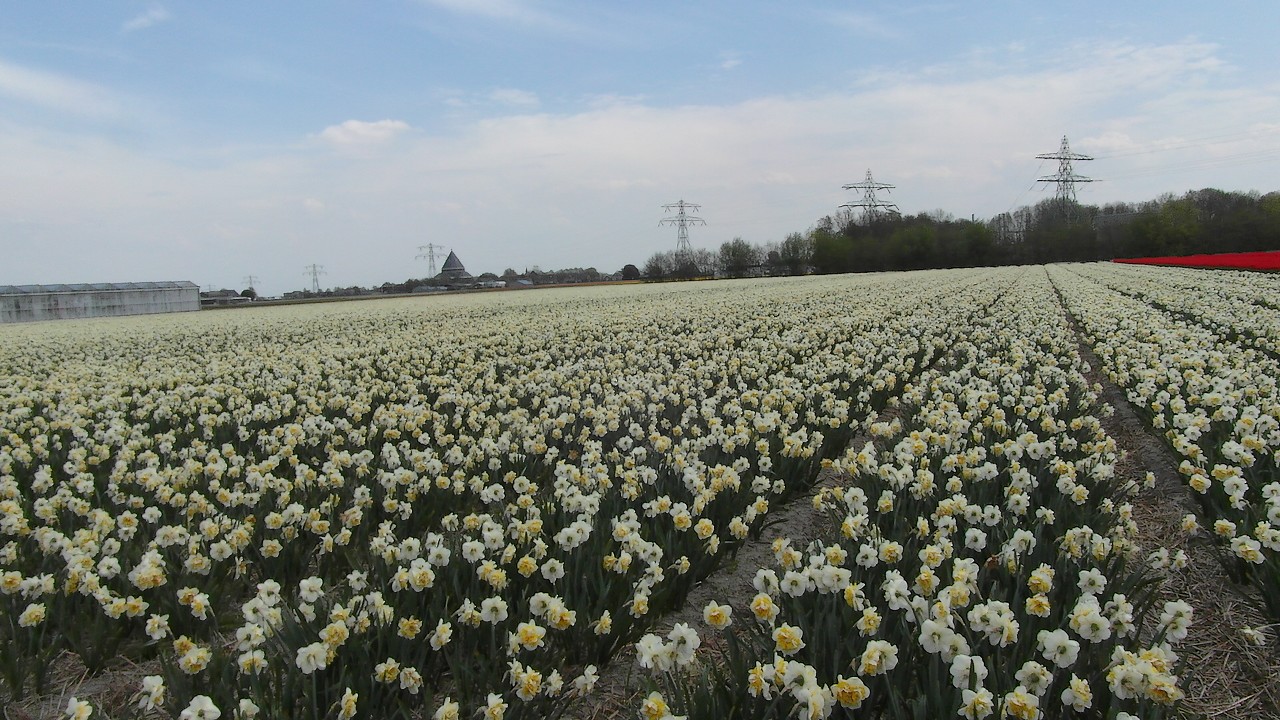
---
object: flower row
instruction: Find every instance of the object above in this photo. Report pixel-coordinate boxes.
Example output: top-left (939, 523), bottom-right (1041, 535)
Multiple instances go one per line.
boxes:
top-left (635, 268), bottom-right (1191, 719)
top-left (2, 271), bottom-right (1005, 717)
top-left (1052, 263), bottom-right (1280, 617)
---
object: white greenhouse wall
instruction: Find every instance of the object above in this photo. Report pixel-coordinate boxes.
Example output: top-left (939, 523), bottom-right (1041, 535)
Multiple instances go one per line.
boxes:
top-left (0, 286), bottom-right (201, 323)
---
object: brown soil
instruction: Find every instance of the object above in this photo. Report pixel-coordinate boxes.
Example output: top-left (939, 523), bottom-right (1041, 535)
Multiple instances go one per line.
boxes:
top-left (3, 654), bottom-right (161, 720)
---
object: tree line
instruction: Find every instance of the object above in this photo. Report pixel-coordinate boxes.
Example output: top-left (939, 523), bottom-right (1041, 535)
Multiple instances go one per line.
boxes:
top-left (641, 187), bottom-right (1280, 278)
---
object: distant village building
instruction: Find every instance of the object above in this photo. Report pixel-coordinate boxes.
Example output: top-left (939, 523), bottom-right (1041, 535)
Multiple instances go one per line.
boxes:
top-left (0, 281), bottom-right (200, 323)
top-left (437, 251), bottom-right (473, 287)
top-left (200, 289), bottom-right (252, 307)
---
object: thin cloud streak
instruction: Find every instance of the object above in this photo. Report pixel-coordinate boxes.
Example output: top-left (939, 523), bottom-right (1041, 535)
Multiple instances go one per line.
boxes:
top-left (415, 0), bottom-right (591, 35)
top-left (489, 88), bottom-right (540, 107)
top-left (0, 58), bottom-right (121, 118)
top-left (826, 11), bottom-right (903, 40)
top-left (317, 119), bottom-right (413, 146)
top-left (122, 5), bottom-right (172, 33)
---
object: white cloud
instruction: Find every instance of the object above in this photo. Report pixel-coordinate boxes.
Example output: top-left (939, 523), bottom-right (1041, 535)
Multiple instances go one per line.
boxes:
top-left (123, 5), bottom-right (171, 32)
top-left (582, 93), bottom-right (646, 109)
top-left (421, 0), bottom-right (532, 21)
top-left (719, 53), bottom-right (742, 71)
top-left (1079, 130), bottom-right (1142, 155)
top-left (827, 11), bottom-right (901, 40)
top-left (0, 58), bottom-right (120, 117)
top-left (317, 119), bottom-right (412, 146)
top-left (2, 40), bottom-right (1276, 294)
top-left (417, 0), bottom-right (585, 34)
top-left (489, 87), bottom-right (540, 107)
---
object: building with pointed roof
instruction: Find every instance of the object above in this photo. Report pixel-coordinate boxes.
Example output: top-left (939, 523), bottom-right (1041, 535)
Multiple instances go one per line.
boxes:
top-left (436, 250), bottom-right (473, 286)
top-left (440, 250), bottom-right (465, 274)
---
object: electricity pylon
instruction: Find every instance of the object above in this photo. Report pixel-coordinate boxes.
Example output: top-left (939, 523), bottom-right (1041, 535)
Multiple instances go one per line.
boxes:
top-left (841, 170), bottom-right (900, 224)
top-left (417, 244), bottom-right (446, 276)
top-left (304, 264), bottom-right (326, 293)
top-left (660, 200), bottom-right (705, 266)
top-left (1037, 135), bottom-right (1093, 220)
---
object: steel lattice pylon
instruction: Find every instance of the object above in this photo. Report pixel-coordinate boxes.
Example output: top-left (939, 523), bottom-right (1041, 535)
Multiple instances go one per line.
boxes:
top-left (417, 243), bottom-right (446, 276)
top-left (659, 199), bottom-right (705, 265)
top-left (841, 169), bottom-right (900, 224)
top-left (1037, 135), bottom-right (1093, 219)
top-left (303, 264), bottom-right (326, 293)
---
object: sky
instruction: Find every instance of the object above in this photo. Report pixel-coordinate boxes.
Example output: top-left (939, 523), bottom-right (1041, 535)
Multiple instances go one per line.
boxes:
top-left (2, 1), bottom-right (1279, 296)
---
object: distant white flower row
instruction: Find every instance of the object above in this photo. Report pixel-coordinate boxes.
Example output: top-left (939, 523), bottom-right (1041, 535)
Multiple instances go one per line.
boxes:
top-left (1053, 263), bottom-right (1280, 617)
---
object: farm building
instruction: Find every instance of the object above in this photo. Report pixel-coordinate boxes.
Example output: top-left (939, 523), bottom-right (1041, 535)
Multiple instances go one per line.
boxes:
top-left (437, 251), bottom-right (472, 284)
top-left (0, 281), bottom-right (201, 323)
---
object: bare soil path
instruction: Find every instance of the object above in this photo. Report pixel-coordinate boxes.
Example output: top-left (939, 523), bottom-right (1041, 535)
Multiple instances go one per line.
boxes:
top-left (1058, 280), bottom-right (1280, 719)
top-left (567, 463), bottom-right (855, 720)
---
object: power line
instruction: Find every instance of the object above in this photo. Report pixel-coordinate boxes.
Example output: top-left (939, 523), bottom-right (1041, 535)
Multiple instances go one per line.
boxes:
top-left (1098, 146), bottom-right (1280, 182)
top-left (242, 275), bottom-right (259, 290)
top-left (303, 264), bottom-right (326, 293)
top-left (841, 169), bottom-right (900, 224)
top-left (1092, 125), bottom-right (1280, 160)
top-left (1003, 158), bottom-right (1049, 217)
top-left (659, 200), bottom-right (705, 262)
top-left (416, 244), bottom-right (446, 276)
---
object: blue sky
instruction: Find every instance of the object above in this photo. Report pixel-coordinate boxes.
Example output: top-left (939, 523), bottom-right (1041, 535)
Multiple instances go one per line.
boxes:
top-left (2, 1), bottom-right (1278, 295)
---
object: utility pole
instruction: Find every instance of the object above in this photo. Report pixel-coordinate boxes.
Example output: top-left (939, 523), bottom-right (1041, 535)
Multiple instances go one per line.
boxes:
top-left (659, 200), bottom-right (705, 267)
top-left (417, 244), bottom-right (446, 276)
top-left (1037, 135), bottom-right (1093, 220)
top-left (841, 170), bottom-right (900, 224)
top-left (304, 264), bottom-right (326, 293)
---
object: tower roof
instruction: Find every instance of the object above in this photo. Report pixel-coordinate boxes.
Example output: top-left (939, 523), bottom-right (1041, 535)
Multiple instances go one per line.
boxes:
top-left (441, 251), bottom-right (465, 273)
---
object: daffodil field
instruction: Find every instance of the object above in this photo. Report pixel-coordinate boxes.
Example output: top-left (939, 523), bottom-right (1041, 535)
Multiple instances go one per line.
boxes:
top-left (0, 264), bottom-right (1275, 719)
top-left (1051, 264), bottom-right (1280, 616)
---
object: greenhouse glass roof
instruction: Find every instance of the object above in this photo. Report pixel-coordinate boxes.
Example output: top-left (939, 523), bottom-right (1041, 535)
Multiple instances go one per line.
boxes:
top-left (0, 281), bottom-right (198, 295)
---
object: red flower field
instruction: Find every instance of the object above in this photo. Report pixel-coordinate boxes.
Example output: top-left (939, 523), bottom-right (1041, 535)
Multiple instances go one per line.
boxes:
top-left (1115, 250), bottom-right (1280, 271)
